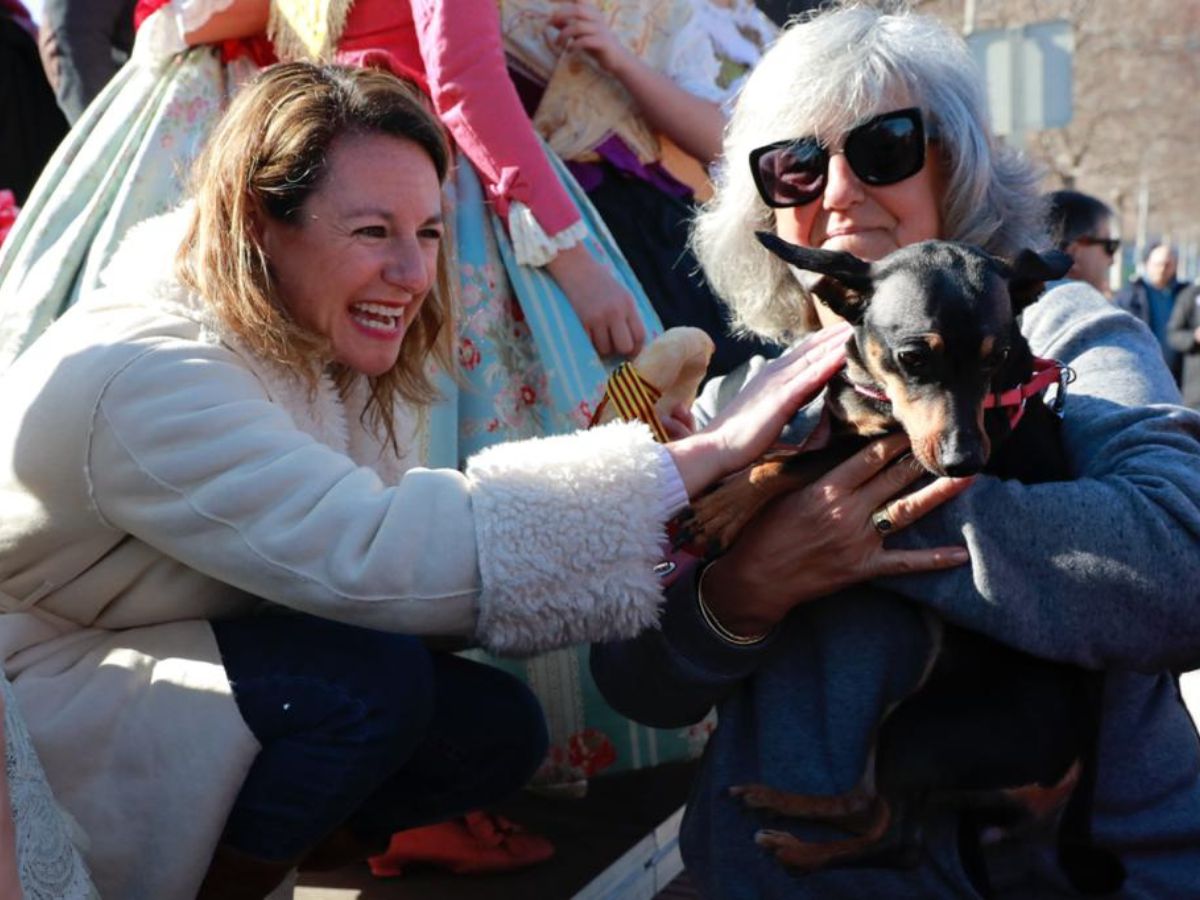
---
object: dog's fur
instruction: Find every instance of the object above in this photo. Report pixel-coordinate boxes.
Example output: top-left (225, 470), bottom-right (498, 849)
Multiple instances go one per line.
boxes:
top-left (678, 234), bottom-right (1124, 895)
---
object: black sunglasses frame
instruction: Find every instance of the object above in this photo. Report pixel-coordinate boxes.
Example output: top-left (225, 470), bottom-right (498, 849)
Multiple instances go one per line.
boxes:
top-left (1073, 235), bottom-right (1121, 256)
top-left (749, 107), bottom-right (932, 209)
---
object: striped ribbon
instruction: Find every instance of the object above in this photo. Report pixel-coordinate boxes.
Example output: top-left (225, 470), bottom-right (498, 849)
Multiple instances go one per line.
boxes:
top-left (589, 362), bottom-right (670, 443)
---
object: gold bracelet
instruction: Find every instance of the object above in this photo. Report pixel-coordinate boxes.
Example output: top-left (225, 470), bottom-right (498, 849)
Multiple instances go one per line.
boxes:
top-left (696, 561), bottom-right (771, 646)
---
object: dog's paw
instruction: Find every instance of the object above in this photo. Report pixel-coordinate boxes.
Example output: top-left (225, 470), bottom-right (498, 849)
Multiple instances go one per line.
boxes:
top-left (756, 827), bottom-right (891, 871)
top-left (684, 488), bottom-right (755, 554)
top-left (755, 828), bottom-right (799, 850)
top-left (730, 783), bottom-right (787, 811)
top-left (754, 830), bottom-right (829, 871)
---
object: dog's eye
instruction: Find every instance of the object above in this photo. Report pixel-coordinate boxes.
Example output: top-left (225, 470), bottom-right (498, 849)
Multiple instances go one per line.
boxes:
top-left (896, 349), bottom-right (930, 371)
top-left (985, 347), bottom-right (1011, 369)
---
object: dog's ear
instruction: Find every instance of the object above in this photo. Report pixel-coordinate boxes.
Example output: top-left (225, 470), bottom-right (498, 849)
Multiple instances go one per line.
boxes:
top-left (756, 231), bottom-right (873, 324)
top-left (1005, 248), bottom-right (1073, 314)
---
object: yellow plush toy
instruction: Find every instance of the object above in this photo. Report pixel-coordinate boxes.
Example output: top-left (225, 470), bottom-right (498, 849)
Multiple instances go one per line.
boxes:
top-left (590, 327), bottom-right (715, 441)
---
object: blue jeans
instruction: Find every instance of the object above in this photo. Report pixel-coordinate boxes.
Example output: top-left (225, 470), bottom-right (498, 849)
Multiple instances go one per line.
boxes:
top-left (211, 612), bottom-right (548, 861)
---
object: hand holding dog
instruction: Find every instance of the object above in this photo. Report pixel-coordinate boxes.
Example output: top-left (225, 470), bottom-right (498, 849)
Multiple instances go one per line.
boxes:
top-left (700, 434), bottom-right (973, 638)
top-left (666, 323), bottom-right (851, 498)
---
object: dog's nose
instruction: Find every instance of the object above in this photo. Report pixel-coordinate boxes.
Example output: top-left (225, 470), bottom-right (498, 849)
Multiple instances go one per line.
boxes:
top-left (941, 458), bottom-right (984, 478)
top-left (937, 438), bottom-right (986, 477)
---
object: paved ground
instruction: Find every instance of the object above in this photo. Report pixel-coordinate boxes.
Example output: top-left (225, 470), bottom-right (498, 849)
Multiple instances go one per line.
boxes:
top-left (289, 679), bottom-right (1200, 900)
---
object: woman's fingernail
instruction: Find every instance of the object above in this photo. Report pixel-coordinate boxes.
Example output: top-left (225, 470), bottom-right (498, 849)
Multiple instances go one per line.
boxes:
top-left (948, 547), bottom-right (971, 563)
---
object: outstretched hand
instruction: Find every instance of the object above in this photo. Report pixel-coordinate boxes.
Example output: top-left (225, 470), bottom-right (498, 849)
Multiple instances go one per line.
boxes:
top-left (701, 434), bottom-right (974, 638)
top-left (666, 323), bottom-right (852, 497)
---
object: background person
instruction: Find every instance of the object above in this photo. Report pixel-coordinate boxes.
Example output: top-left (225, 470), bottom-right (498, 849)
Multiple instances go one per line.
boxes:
top-left (592, 5), bottom-right (1200, 896)
top-left (0, 0), bottom-right (68, 205)
top-left (1115, 241), bottom-right (1189, 382)
top-left (503, 0), bottom-right (780, 377)
top-left (1167, 278), bottom-right (1200, 411)
top-left (37, 0), bottom-right (137, 122)
top-left (1042, 188), bottom-right (1118, 295)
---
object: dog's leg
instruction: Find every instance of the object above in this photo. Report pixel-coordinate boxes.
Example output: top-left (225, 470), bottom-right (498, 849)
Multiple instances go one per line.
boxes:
top-left (754, 798), bottom-right (892, 871)
top-left (730, 782), bottom-right (878, 834)
top-left (676, 454), bottom-right (816, 554)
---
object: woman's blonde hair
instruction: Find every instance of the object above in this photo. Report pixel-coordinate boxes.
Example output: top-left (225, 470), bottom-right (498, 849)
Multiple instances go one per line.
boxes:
top-left (693, 3), bottom-right (1045, 344)
top-left (178, 61), bottom-right (455, 450)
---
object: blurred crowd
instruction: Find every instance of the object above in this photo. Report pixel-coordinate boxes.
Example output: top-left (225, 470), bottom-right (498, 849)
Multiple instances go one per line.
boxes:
top-left (1044, 188), bottom-right (1198, 406)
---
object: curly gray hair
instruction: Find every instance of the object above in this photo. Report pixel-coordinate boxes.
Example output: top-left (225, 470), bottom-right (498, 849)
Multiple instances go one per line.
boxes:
top-left (693, 3), bottom-right (1045, 344)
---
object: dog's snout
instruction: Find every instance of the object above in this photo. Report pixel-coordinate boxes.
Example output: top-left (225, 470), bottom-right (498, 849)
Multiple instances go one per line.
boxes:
top-left (937, 435), bottom-right (987, 477)
top-left (940, 457), bottom-right (984, 478)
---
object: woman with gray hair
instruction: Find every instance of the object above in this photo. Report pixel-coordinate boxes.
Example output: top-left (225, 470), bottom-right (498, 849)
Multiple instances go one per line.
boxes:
top-left (593, 4), bottom-right (1200, 896)
top-left (694, 3), bottom-right (1041, 342)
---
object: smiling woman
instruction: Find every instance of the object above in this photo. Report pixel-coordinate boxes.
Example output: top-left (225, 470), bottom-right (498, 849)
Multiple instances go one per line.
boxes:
top-left (258, 134), bottom-right (444, 378)
top-left (0, 60), bottom-right (852, 900)
top-left (178, 63), bottom-right (457, 453)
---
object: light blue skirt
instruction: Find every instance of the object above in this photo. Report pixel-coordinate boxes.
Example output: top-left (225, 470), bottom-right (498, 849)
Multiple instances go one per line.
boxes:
top-left (427, 150), bottom-right (662, 466)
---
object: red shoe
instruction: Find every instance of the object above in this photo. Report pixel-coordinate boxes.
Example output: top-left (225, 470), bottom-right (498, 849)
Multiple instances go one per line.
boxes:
top-left (368, 811), bottom-right (555, 877)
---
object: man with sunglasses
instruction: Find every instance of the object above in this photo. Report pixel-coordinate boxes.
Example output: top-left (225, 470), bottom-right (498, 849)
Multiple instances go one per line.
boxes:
top-left (1043, 189), bottom-right (1119, 295)
top-left (593, 4), bottom-right (1200, 898)
top-left (1115, 242), bottom-right (1189, 383)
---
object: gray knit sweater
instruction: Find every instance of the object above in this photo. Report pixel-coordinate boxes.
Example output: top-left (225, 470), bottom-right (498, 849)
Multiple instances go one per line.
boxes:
top-left (592, 282), bottom-right (1200, 898)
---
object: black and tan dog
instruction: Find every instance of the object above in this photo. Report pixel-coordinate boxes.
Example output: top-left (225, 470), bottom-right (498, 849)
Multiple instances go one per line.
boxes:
top-left (677, 233), bottom-right (1125, 895)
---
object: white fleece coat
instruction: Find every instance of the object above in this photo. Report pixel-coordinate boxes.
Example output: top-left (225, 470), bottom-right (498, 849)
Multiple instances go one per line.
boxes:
top-left (0, 209), bottom-right (668, 899)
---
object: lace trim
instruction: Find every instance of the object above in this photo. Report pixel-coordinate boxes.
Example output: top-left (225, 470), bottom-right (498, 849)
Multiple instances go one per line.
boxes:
top-left (509, 204), bottom-right (588, 267)
top-left (3, 677), bottom-right (99, 899)
top-left (131, 7), bottom-right (189, 63)
top-left (131, 0), bottom-right (238, 65)
top-left (177, 0), bottom-right (239, 35)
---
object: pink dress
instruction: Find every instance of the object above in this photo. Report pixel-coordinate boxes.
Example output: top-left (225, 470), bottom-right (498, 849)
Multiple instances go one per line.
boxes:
top-left (337, 0), bottom-right (582, 250)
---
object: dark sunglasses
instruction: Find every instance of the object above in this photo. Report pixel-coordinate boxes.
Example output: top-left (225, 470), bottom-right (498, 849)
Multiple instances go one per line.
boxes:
top-left (749, 107), bottom-right (933, 208)
top-left (1074, 235), bottom-right (1121, 256)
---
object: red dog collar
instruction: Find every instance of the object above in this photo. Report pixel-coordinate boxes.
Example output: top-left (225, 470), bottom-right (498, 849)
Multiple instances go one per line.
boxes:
top-left (983, 356), bottom-right (1070, 428)
top-left (849, 357), bottom-right (1071, 429)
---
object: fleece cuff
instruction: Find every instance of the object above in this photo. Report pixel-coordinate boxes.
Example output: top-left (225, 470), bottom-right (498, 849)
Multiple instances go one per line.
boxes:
top-left (466, 421), bottom-right (667, 656)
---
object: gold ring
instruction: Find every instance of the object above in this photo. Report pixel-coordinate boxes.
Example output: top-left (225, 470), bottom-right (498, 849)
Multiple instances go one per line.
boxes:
top-left (870, 508), bottom-right (894, 536)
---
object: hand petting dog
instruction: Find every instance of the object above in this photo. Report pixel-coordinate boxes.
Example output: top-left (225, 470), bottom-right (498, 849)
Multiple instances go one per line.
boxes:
top-left (699, 435), bottom-right (973, 639)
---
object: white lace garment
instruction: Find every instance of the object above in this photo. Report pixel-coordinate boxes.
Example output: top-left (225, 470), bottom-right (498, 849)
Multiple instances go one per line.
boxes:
top-left (3, 676), bottom-right (98, 899)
